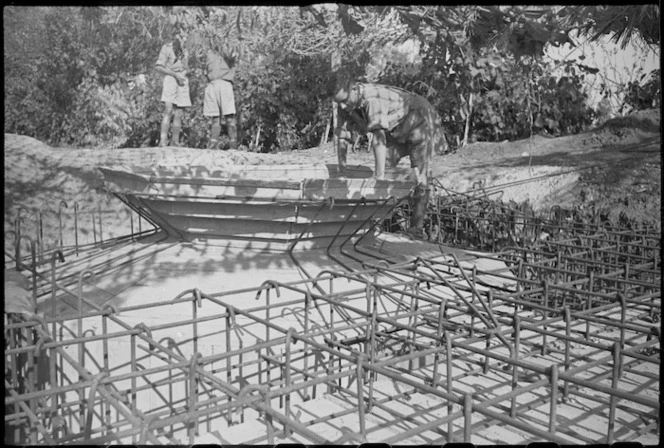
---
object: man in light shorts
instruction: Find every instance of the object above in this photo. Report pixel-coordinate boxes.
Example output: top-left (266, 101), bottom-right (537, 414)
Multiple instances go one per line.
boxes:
top-left (203, 43), bottom-right (238, 150)
top-left (155, 33), bottom-right (191, 147)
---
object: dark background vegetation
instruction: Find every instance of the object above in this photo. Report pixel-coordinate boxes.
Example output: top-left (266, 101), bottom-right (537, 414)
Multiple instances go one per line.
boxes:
top-left (4, 5), bottom-right (660, 152)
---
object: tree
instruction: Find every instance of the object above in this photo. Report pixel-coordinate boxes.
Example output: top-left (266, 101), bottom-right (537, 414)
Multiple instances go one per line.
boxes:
top-left (4, 5), bottom-right (631, 150)
top-left (557, 5), bottom-right (660, 49)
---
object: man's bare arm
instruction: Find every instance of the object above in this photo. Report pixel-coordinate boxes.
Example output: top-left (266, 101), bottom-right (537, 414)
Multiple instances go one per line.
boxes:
top-left (155, 65), bottom-right (186, 85)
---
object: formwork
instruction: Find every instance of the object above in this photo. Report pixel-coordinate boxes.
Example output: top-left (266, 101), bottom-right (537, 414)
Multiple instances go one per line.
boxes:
top-left (98, 164), bottom-right (413, 249)
top-left (4, 178), bottom-right (661, 445)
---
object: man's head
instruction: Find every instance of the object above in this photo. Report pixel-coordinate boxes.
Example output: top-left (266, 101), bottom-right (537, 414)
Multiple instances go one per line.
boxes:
top-left (332, 71), bottom-right (355, 103)
top-left (209, 40), bottom-right (238, 64)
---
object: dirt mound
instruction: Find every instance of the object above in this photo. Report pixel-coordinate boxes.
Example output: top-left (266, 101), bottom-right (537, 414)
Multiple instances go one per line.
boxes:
top-left (427, 109), bottom-right (661, 229)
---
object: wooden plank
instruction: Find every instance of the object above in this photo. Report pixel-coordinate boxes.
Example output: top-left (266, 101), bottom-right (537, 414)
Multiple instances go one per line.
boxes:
top-left (100, 167), bottom-right (151, 192)
top-left (148, 176), bottom-right (303, 190)
top-left (143, 198), bottom-right (300, 221)
top-left (101, 167), bottom-right (303, 192)
top-left (294, 202), bottom-right (393, 223)
top-left (138, 197), bottom-right (392, 223)
top-left (127, 163), bottom-right (374, 180)
top-left (303, 178), bottom-right (414, 202)
top-left (122, 194), bottom-right (186, 239)
top-left (164, 215), bottom-right (368, 240)
top-left (192, 163), bottom-right (332, 180)
top-left (145, 184), bottom-right (304, 200)
top-left (304, 188), bottom-right (413, 201)
top-left (102, 166), bottom-right (414, 198)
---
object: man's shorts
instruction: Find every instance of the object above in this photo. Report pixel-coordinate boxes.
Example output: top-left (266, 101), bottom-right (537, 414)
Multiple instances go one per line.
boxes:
top-left (203, 79), bottom-right (236, 117)
top-left (161, 75), bottom-right (192, 108)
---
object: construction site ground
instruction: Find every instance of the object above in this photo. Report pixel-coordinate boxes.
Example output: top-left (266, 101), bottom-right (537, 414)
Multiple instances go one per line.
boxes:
top-left (3, 108), bottom-right (661, 445)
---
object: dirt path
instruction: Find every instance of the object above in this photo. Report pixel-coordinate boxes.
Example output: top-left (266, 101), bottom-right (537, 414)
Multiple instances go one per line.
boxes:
top-left (4, 108), bottom-right (660, 249)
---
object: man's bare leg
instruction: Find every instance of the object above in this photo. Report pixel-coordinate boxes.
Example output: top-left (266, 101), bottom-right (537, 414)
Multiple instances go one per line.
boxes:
top-left (226, 114), bottom-right (238, 150)
top-left (159, 102), bottom-right (174, 147)
top-left (171, 107), bottom-right (183, 146)
top-left (410, 146), bottom-right (431, 233)
top-left (209, 117), bottom-right (221, 149)
top-left (334, 125), bottom-right (352, 175)
top-left (371, 130), bottom-right (388, 180)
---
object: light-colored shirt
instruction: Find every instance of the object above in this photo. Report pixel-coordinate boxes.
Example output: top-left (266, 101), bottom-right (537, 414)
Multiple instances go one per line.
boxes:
top-left (156, 42), bottom-right (187, 74)
top-left (207, 50), bottom-right (235, 82)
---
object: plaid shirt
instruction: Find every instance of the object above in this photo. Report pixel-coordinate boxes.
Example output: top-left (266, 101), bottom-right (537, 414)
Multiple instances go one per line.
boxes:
top-left (357, 83), bottom-right (412, 132)
top-left (337, 83), bottom-right (446, 153)
top-left (340, 83), bottom-right (413, 133)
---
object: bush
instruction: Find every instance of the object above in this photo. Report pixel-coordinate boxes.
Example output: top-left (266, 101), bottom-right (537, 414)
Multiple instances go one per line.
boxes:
top-left (623, 69), bottom-right (661, 112)
top-left (379, 50), bottom-right (595, 146)
top-left (236, 53), bottom-right (334, 152)
top-left (4, 6), bottom-right (600, 151)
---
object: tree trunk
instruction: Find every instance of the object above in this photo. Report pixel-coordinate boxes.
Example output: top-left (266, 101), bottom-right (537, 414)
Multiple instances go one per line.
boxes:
top-left (462, 92), bottom-right (474, 147)
top-left (253, 124), bottom-right (261, 150)
top-left (331, 50), bottom-right (341, 156)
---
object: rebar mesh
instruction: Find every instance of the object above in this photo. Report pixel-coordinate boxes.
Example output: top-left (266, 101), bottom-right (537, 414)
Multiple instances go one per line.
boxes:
top-left (4, 188), bottom-right (660, 445)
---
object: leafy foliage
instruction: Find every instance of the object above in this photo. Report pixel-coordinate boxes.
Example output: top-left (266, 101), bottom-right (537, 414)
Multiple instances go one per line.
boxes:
top-left (556, 5), bottom-right (660, 49)
top-left (379, 29), bottom-right (595, 145)
top-left (237, 54), bottom-right (334, 152)
top-left (623, 69), bottom-right (661, 112)
top-left (3, 5), bottom-right (658, 151)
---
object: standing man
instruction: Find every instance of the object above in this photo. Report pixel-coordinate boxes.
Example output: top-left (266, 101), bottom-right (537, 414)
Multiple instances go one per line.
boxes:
top-left (333, 74), bottom-right (448, 237)
top-left (155, 30), bottom-right (191, 147)
top-left (204, 43), bottom-right (239, 150)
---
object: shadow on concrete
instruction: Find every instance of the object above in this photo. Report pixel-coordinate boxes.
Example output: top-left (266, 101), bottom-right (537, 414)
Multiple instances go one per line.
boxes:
top-left (41, 229), bottom-right (368, 319)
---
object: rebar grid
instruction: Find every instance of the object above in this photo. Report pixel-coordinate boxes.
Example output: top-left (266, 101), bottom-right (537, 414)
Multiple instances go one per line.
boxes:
top-left (405, 180), bottom-right (661, 252)
top-left (5, 179), bottom-right (661, 445)
top-left (6, 196), bottom-right (157, 273)
top-left (5, 233), bottom-right (660, 445)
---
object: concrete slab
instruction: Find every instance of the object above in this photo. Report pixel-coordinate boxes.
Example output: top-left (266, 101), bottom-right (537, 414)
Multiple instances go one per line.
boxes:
top-left (40, 229), bottom-right (512, 323)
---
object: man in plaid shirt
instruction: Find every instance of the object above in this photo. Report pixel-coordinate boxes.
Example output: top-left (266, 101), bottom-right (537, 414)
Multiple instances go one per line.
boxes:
top-left (333, 75), bottom-right (448, 236)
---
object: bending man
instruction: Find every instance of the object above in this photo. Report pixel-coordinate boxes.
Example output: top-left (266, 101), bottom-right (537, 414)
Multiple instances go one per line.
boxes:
top-left (333, 76), bottom-right (447, 235)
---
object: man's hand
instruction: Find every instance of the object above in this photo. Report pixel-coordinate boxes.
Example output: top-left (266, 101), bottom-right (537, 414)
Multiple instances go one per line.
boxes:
top-left (176, 74), bottom-right (187, 86)
top-left (223, 45), bottom-right (239, 67)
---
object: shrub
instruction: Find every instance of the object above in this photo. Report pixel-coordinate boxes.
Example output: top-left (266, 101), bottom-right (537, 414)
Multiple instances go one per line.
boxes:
top-left (379, 51), bottom-right (595, 146)
top-left (623, 69), bottom-right (661, 111)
